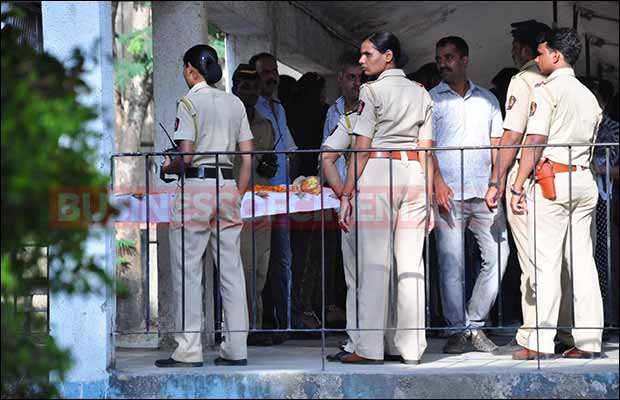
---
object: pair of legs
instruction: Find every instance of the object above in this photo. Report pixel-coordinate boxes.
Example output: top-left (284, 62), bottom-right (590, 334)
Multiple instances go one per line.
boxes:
top-left (435, 198), bottom-right (509, 335)
top-left (523, 169), bottom-right (603, 354)
top-left (349, 158), bottom-right (429, 362)
top-left (167, 178), bottom-right (249, 364)
top-left (506, 162), bottom-right (574, 349)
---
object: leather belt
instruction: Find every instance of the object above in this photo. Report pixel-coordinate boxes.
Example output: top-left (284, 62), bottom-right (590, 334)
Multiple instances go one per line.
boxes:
top-left (185, 166), bottom-right (233, 179)
top-left (551, 162), bottom-right (587, 173)
top-left (368, 151), bottom-right (419, 161)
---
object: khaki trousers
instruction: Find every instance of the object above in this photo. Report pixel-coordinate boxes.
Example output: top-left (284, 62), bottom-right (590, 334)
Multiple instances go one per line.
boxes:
top-left (506, 162), bottom-right (573, 347)
top-left (525, 168), bottom-right (603, 353)
top-left (341, 227), bottom-right (359, 354)
top-left (169, 177), bottom-right (249, 362)
top-left (240, 216), bottom-right (271, 329)
top-left (354, 158), bottom-right (428, 361)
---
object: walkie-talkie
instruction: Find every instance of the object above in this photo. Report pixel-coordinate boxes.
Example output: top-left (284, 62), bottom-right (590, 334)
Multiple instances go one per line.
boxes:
top-left (159, 122), bottom-right (181, 183)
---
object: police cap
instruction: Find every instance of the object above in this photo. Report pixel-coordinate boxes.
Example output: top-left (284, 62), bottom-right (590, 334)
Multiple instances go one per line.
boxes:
top-left (510, 19), bottom-right (551, 45)
top-left (232, 64), bottom-right (258, 83)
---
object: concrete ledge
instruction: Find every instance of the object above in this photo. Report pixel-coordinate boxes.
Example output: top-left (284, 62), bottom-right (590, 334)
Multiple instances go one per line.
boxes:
top-left (103, 336), bottom-right (619, 399)
top-left (107, 369), bottom-right (619, 399)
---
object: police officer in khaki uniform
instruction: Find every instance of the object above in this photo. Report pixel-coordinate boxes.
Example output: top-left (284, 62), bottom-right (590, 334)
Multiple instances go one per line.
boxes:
top-left (321, 110), bottom-right (360, 362)
top-left (338, 31), bottom-right (434, 364)
top-left (156, 45), bottom-right (254, 367)
top-left (486, 21), bottom-right (575, 355)
top-left (510, 28), bottom-right (603, 359)
top-left (232, 64), bottom-right (277, 346)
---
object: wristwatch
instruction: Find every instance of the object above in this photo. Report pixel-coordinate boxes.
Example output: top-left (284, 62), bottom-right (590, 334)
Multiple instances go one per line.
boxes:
top-left (510, 185), bottom-right (523, 196)
top-left (488, 181), bottom-right (499, 188)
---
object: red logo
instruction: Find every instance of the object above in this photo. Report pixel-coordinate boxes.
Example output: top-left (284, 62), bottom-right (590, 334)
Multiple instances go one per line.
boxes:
top-left (357, 100), bottom-right (366, 115)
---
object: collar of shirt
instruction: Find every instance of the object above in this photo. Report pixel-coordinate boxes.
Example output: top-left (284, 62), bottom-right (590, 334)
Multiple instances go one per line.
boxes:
top-left (188, 80), bottom-right (209, 95)
top-left (376, 68), bottom-right (406, 81)
top-left (435, 79), bottom-right (480, 99)
top-left (520, 59), bottom-right (538, 72)
top-left (546, 67), bottom-right (575, 82)
top-left (334, 96), bottom-right (346, 115)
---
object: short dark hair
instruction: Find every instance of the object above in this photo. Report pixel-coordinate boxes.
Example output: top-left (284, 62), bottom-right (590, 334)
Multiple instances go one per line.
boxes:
top-left (541, 28), bottom-right (582, 65)
top-left (511, 20), bottom-right (551, 56)
top-left (338, 50), bottom-right (360, 73)
top-left (365, 31), bottom-right (409, 68)
top-left (248, 52), bottom-right (276, 69)
top-left (436, 36), bottom-right (469, 57)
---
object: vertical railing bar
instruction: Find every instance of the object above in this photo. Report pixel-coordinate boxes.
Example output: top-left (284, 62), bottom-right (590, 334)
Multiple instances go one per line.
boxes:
top-left (604, 146), bottom-right (613, 335)
top-left (460, 149), bottom-right (466, 335)
top-left (216, 154), bottom-right (222, 336)
top-left (145, 155), bottom-right (151, 332)
top-left (424, 150), bottom-right (431, 334)
top-left (354, 150), bottom-right (360, 334)
top-left (320, 150), bottom-right (326, 372)
top-left (389, 151), bottom-right (394, 345)
top-left (46, 245), bottom-right (50, 334)
top-left (285, 151), bottom-right (292, 331)
top-left (532, 146), bottom-right (541, 370)
top-left (496, 148), bottom-right (503, 327)
top-left (251, 153), bottom-right (257, 331)
top-left (181, 168), bottom-right (186, 332)
top-left (568, 147), bottom-right (575, 341)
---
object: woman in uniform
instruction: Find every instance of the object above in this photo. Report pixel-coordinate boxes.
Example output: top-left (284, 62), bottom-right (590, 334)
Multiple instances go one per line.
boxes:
top-left (156, 44), bottom-right (254, 367)
top-left (338, 32), bottom-right (434, 364)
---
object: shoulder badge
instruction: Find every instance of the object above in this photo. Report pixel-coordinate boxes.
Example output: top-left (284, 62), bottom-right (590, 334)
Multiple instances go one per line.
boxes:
top-left (529, 101), bottom-right (537, 117)
top-left (507, 95), bottom-right (516, 111)
top-left (357, 100), bottom-right (366, 115)
top-left (174, 118), bottom-right (180, 131)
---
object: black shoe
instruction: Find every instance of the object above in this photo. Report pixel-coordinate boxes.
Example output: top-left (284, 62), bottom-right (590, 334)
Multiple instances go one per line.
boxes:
top-left (247, 332), bottom-right (274, 347)
top-left (401, 358), bottom-right (420, 365)
top-left (271, 332), bottom-right (289, 345)
top-left (443, 333), bottom-right (468, 354)
top-left (213, 357), bottom-right (248, 366)
top-left (155, 358), bottom-right (203, 368)
top-left (554, 341), bottom-right (575, 355)
top-left (492, 337), bottom-right (524, 355)
top-left (384, 353), bottom-right (401, 362)
top-left (326, 350), bottom-right (351, 362)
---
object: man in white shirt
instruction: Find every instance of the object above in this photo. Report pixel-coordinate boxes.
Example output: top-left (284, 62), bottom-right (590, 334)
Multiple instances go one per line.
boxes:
top-left (431, 36), bottom-right (510, 354)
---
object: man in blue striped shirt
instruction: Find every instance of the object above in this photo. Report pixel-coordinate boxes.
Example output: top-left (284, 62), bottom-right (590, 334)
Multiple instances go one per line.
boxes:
top-left (430, 36), bottom-right (510, 355)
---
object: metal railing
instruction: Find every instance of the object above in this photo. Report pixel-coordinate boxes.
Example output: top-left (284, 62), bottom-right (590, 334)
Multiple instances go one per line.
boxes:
top-left (110, 142), bottom-right (619, 370)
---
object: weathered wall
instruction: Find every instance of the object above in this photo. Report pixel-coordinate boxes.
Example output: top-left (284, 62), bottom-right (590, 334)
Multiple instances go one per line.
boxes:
top-left (42, 0), bottom-right (115, 392)
top-left (303, 1), bottom-right (619, 90)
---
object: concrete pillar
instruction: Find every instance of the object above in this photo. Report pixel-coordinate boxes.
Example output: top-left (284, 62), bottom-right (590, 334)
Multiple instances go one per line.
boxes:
top-left (152, 1), bottom-right (214, 349)
top-left (42, 1), bottom-right (115, 397)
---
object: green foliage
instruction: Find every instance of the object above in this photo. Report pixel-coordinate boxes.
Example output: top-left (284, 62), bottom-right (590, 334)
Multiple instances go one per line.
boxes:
top-left (114, 26), bottom-right (153, 91)
top-left (116, 238), bottom-right (137, 273)
top-left (208, 23), bottom-right (226, 60)
top-left (1, 10), bottom-right (118, 398)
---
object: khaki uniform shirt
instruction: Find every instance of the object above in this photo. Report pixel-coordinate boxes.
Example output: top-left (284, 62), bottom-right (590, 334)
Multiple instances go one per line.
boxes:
top-left (323, 111), bottom-right (358, 152)
top-left (233, 111), bottom-right (276, 185)
top-left (503, 59), bottom-right (546, 135)
top-left (526, 68), bottom-right (602, 166)
top-left (354, 69), bottom-right (433, 148)
top-left (173, 81), bottom-right (253, 168)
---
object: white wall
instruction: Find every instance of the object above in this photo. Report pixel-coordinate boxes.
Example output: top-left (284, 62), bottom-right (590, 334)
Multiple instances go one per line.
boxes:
top-left (42, 0), bottom-right (115, 385)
